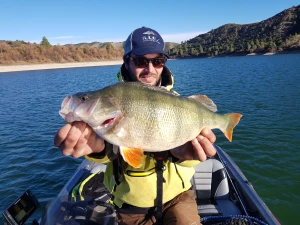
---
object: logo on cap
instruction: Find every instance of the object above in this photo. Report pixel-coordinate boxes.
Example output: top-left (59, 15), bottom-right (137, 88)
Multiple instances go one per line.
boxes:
top-left (142, 31), bottom-right (161, 44)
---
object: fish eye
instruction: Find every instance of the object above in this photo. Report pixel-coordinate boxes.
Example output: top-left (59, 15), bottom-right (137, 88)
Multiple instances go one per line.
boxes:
top-left (80, 95), bottom-right (89, 101)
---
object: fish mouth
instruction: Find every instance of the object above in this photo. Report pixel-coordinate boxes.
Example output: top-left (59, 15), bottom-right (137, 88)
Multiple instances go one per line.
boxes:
top-left (59, 95), bottom-right (122, 135)
top-left (59, 96), bottom-right (74, 121)
top-left (61, 96), bottom-right (70, 109)
top-left (59, 96), bottom-right (98, 123)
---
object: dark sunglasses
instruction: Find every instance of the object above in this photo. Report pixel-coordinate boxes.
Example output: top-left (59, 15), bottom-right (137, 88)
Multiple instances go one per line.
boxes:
top-left (130, 57), bottom-right (167, 68)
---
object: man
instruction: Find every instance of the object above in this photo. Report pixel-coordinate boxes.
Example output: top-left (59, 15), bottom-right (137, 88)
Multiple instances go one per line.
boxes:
top-left (54, 26), bottom-right (216, 225)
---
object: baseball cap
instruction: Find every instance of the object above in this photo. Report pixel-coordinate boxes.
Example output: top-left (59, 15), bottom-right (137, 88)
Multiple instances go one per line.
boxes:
top-left (123, 26), bottom-right (169, 58)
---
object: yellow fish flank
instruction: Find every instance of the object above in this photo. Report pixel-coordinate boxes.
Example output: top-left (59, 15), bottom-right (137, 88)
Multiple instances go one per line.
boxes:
top-left (59, 82), bottom-right (242, 168)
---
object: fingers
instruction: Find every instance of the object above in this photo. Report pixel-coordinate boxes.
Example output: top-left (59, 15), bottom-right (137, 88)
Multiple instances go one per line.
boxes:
top-left (191, 129), bottom-right (217, 161)
top-left (200, 128), bottom-right (216, 143)
top-left (62, 121), bottom-right (87, 156)
top-left (54, 121), bottom-right (105, 158)
top-left (191, 138), bottom-right (207, 162)
top-left (87, 133), bottom-right (105, 153)
top-left (196, 135), bottom-right (216, 157)
top-left (74, 126), bottom-right (105, 157)
top-left (54, 123), bottom-right (73, 147)
top-left (72, 124), bottom-right (94, 156)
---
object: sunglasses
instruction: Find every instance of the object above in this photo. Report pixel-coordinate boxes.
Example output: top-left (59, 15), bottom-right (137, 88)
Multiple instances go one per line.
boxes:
top-left (130, 57), bottom-right (167, 68)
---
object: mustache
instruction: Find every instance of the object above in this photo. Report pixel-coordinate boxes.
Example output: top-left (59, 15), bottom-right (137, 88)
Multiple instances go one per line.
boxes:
top-left (139, 73), bottom-right (157, 77)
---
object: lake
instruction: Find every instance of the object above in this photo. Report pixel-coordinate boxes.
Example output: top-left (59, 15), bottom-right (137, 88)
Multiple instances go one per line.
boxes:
top-left (0, 53), bottom-right (299, 225)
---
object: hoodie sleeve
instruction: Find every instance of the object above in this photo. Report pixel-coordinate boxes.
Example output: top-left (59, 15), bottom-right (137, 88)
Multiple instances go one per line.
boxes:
top-left (85, 141), bottom-right (118, 164)
top-left (169, 152), bottom-right (200, 167)
top-left (168, 142), bottom-right (201, 167)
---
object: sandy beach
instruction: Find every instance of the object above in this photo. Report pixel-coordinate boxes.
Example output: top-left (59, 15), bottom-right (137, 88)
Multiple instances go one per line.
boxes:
top-left (0, 60), bottom-right (124, 73)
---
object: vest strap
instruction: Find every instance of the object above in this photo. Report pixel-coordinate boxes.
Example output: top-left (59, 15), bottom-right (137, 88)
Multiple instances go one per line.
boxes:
top-left (153, 152), bottom-right (168, 223)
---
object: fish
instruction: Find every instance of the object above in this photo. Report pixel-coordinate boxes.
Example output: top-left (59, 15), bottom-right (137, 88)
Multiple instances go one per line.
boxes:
top-left (59, 82), bottom-right (242, 168)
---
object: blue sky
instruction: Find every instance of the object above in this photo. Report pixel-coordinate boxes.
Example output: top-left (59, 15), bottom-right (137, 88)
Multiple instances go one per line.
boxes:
top-left (1, 0), bottom-right (299, 45)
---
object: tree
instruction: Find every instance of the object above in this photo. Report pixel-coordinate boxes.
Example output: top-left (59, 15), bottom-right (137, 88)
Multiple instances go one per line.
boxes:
top-left (0, 41), bottom-right (10, 54)
top-left (230, 43), bottom-right (235, 52)
top-left (179, 49), bottom-right (183, 57)
top-left (191, 48), bottom-right (197, 55)
top-left (183, 42), bottom-right (188, 53)
top-left (106, 42), bottom-right (114, 53)
top-left (247, 42), bottom-right (251, 51)
top-left (199, 45), bottom-right (204, 54)
top-left (41, 36), bottom-right (51, 47)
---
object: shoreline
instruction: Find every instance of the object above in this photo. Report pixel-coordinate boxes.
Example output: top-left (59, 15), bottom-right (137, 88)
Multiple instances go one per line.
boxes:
top-left (0, 60), bottom-right (124, 73)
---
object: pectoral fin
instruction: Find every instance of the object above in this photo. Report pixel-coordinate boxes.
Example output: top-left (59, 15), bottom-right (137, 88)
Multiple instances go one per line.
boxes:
top-left (120, 147), bottom-right (144, 168)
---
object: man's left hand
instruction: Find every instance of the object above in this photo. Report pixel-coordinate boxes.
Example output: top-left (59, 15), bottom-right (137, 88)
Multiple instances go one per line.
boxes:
top-left (170, 128), bottom-right (216, 161)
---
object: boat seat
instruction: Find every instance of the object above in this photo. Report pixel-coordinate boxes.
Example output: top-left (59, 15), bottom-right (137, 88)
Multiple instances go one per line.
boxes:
top-left (193, 158), bottom-right (241, 216)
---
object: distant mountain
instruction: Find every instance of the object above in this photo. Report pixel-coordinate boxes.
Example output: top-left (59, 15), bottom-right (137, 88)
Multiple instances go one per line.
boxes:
top-left (1, 5), bottom-right (299, 65)
top-left (66, 4), bottom-right (300, 58)
top-left (67, 41), bottom-right (179, 53)
top-left (168, 4), bottom-right (300, 57)
top-left (65, 41), bottom-right (124, 50)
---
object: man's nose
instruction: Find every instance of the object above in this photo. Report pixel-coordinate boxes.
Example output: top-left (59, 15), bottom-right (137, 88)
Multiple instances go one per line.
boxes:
top-left (145, 61), bottom-right (156, 72)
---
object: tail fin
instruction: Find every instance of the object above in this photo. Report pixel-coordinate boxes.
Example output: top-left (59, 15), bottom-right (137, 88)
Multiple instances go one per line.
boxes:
top-left (222, 113), bottom-right (243, 142)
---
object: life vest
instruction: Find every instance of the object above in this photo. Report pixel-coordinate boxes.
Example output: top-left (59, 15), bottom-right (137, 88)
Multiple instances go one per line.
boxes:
top-left (71, 171), bottom-right (112, 203)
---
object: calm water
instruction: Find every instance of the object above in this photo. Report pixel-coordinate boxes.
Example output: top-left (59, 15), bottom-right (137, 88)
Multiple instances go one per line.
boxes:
top-left (0, 54), bottom-right (299, 225)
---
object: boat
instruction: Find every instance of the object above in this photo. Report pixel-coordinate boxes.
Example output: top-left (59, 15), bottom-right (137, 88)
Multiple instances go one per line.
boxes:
top-left (4, 145), bottom-right (281, 225)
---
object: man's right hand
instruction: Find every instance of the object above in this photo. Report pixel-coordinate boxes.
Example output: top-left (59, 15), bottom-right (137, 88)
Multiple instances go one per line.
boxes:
top-left (54, 121), bottom-right (105, 158)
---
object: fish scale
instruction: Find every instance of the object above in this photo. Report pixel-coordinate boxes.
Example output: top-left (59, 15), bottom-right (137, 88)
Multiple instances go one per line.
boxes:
top-left (110, 91), bottom-right (198, 149)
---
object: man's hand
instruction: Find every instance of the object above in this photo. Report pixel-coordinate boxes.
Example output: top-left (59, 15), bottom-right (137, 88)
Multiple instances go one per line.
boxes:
top-left (170, 128), bottom-right (216, 162)
top-left (54, 121), bottom-right (105, 158)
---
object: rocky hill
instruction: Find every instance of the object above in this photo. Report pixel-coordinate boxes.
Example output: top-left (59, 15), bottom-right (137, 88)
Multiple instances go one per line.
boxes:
top-left (66, 41), bottom-right (124, 50)
top-left (168, 4), bottom-right (300, 57)
top-left (68, 41), bottom-right (179, 53)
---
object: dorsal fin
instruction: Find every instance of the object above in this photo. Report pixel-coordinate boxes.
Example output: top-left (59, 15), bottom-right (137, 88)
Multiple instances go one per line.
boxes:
top-left (187, 94), bottom-right (217, 112)
top-left (129, 82), bottom-right (179, 96)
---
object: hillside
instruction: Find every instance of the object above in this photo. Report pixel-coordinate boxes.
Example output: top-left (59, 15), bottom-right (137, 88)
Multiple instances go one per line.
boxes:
top-left (168, 4), bottom-right (300, 57)
top-left (69, 41), bottom-right (179, 53)
top-left (1, 5), bottom-right (299, 65)
top-left (67, 41), bottom-right (124, 51)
